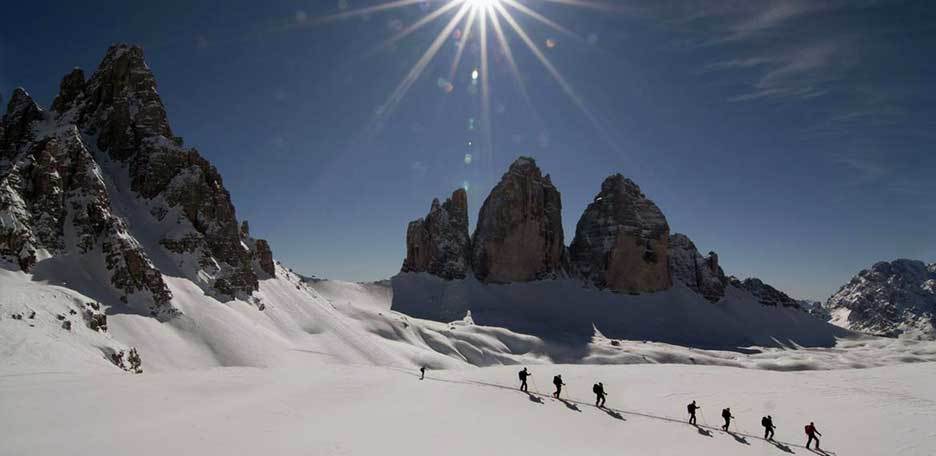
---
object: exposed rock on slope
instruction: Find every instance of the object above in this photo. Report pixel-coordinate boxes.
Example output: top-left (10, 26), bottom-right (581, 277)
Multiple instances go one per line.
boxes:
top-left (397, 159), bottom-right (805, 310)
top-left (401, 189), bottom-right (471, 279)
top-left (472, 157), bottom-right (565, 283)
top-left (0, 44), bottom-right (274, 315)
top-left (827, 259), bottom-right (936, 339)
top-left (668, 233), bottom-right (727, 302)
top-left (569, 174), bottom-right (670, 293)
top-left (799, 300), bottom-right (832, 321)
top-left (729, 277), bottom-right (800, 309)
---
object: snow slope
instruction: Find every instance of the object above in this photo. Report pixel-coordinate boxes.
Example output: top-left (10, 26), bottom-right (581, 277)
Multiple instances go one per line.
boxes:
top-left (5, 262), bottom-right (936, 376)
top-left (392, 273), bottom-right (851, 350)
top-left (2, 359), bottom-right (934, 456)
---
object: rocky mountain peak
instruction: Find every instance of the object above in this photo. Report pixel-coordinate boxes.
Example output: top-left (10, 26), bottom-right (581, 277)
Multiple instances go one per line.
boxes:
top-left (50, 68), bottom-right (86, 113)
top-left (827, 258), bottom-right (936, 338)
top-left (1, 45), bottom-right (276, 316)
top-left (67, 44), bottom-right (174, 160)
top-left (402, 188), bottom-right (471, 280)
top-left (668, 233), bottom-right (727, 302)
top-left (569, 173), bottom-right (670, 292)
top-left (1, 89), bottom-right (44, 160)
top-left (6, 88), bottom-right (39, 117)
top-left (729, 277), bottom-right (800, 308)
top-left (471, 157), bottom-right (565, 283)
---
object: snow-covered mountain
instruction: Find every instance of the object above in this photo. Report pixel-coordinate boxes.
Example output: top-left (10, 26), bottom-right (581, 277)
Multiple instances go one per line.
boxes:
top-left (395, 157), bottom-right (838, 348)
top-left (1, 45), bottom-right (273, 320)
top-left (827, 259), bottom-right (936, 339)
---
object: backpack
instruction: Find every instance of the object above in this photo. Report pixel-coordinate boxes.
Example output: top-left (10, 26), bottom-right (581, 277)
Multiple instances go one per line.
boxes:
top-left (805, 425), bottom-right (812, 434)
top-left (553, 376), bottom-right (561, 385)
top-left (762, 417), bottom-right (769, 427)
top-left (687, 404), bottom-right (694, 413)
top-left (593, 384), bottom-right (600, 394)
top-left (518, 370), bottom-right (525, 380)
top-left (722, 409), bottom-right (730, 418)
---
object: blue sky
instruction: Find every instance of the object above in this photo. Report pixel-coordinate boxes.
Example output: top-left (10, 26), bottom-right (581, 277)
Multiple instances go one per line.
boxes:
top-left (1, 0), bottom-right (933, 300)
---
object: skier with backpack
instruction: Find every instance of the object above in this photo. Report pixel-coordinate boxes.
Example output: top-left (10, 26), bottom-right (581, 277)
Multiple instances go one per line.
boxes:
top-left (518, 367), bottom-right (530, 392)
top-left (419, 366), bottom-right (426, 380)
top-left (721, 407), bottom-right (734, 431)
top-left (593, 382), bottom-right (607, 408)
top-left (552, 374), bottom-right (565, 398)
top-left (687, 400), bottom-right (701, 425)
top-left (805, 422), bottom-right (822, 450)
top-left (762, 415), bottom-right (776, 440)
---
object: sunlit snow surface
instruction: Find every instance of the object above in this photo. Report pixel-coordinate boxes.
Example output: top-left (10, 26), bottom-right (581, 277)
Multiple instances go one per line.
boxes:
top-left (4, 261), bottom-right (936, 454)
top-left (2, 362), bottom-right (934, 455)
top-left (4, 261), bottom-right (936, 375)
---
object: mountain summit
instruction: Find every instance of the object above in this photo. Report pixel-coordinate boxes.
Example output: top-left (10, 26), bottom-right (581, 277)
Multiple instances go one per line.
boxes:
top-left (827, 259), bottom-right (936, 338)
top-left (0, 44), bottom-right (273, 317)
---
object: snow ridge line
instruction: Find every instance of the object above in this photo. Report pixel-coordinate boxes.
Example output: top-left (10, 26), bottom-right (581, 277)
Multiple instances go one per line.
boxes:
top-left (410, 370), bottom-right (836, 454)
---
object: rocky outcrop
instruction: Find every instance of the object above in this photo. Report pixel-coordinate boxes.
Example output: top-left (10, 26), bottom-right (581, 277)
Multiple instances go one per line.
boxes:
top-left (798, 300), bottom-right (831, 321)
top-left (729, 276), bottom-right (800, 309)
top-left (253, 239), bottom-right (276, 277)
top-left (668, 233), bottom-right (727, 302)
top-left (0, 90), bottom-right (174, 315)
top-left (569, 174), bottom-right (670, 293)
top-left (0, 44), bottom-right (274, 315)
top-left (471, 157), bottom-right (565, 283)
top-left (401, 189), bottom-right (471, 279)
top-left (59, 45), bottom-right (261, 298)
top-left (826, 259), bottom-right (936, 339)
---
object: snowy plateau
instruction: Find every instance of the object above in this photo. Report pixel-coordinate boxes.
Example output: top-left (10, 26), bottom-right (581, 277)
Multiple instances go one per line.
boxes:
top-left (3, 264), bottom-right (936, 456)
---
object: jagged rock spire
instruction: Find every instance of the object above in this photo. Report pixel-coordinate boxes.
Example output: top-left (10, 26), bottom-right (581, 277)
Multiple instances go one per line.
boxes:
top-left (471, 157), bottom-right (565, 283)
top-left (402, 188), bottom-right (471, 279)
top-left (668, 233), bottom-right (727, 302)
top-left (569, 174), bottom-right (671, 293)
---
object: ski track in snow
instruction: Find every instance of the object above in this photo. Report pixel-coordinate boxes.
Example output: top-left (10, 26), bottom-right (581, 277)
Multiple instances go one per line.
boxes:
top-left (1, 361), bottom-right (934, 455)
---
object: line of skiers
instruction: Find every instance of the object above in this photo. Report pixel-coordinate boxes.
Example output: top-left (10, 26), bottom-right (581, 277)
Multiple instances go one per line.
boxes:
top-left (688, 402), bottom-right (822, 450)
top-left (519, 368), bottom-right (824, 451)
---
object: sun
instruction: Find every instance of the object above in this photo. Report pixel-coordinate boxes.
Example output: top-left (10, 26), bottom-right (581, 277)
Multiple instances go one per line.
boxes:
top-left (304, 0), bottom-right (620, 166)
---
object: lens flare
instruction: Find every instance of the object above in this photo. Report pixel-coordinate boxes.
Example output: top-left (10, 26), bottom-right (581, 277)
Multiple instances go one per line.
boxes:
top-left (306, 0), bottom-right (624, 166)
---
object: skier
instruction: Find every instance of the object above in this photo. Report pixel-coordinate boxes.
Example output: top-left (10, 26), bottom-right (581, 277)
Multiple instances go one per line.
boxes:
top-left (762, 415), bottom-right (776, 440)
top-left (805, 422), bottom-right (822, 450)
top-left (419, 366), bottom-right (426, 380)
top-left (721, 407), bottom-right (734, 431)
top-left (518, 367), bottom-right (530, 392)
top-left (552, 374), bottom-right (565, 398)
top-left (687, 400), bottom-right (700, 425)
top-left (593, 382), bottom-right (607, 408)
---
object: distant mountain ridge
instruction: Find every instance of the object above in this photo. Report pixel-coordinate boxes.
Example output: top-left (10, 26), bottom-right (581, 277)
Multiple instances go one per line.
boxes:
top-left (827, 259), bottom-right (936, 339)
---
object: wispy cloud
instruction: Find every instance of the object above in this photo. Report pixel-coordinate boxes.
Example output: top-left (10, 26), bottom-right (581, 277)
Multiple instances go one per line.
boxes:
top-left (724, 41), bottom-right (847, 102)
top-left (699, 56), bottom-right (774, 73)
top-left (833, 153), bottom-right (889, 184)
top-left (725, 1), bottom-right (827, 41)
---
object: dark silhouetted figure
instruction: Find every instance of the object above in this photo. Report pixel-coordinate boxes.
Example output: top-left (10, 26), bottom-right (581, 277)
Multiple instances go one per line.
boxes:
top-left (593, 382), bottom-right (606, 408)
top-left (687, 401), bottom-right (700, 425)
top-left (519, 367), bottom-right (530, 392)
top-left (721, 408), bottom-right (734, 431)
top-left (552, 374), bottom-right (565, 398)
top-left (762, 415), bottom-right (775, 440)
top-left (805, 422), bottom-right (822, 450)
top-left (419, 366), bottom-right (426, 380)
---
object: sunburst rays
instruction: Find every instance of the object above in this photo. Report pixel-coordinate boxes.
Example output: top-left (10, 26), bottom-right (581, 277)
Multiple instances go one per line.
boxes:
top-left (309, 0), bottom-right (620, 168)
